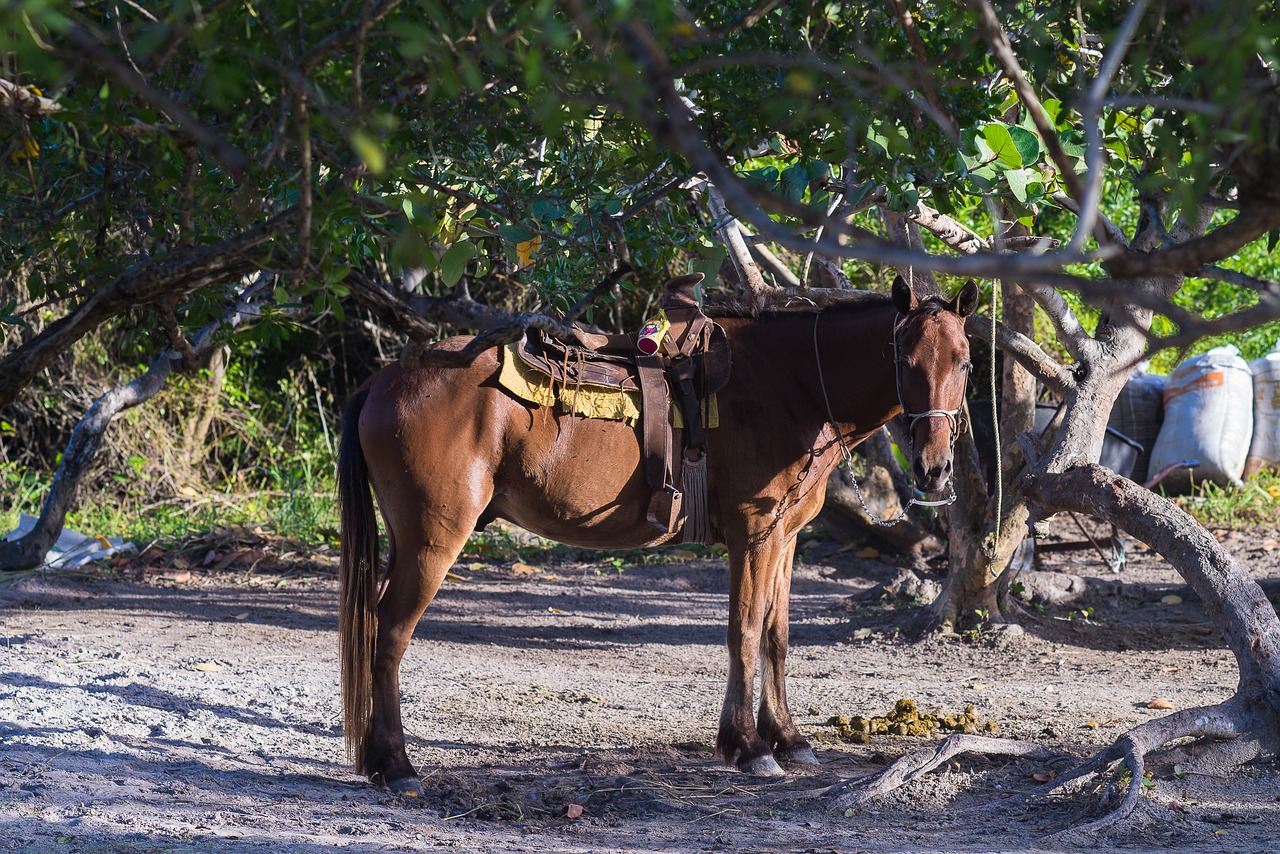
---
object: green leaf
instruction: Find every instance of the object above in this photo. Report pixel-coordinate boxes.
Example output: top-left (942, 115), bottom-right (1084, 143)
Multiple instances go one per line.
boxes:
top-left (780, 163), bottom-right (810, 202)
top-left (391, 229), bottom-right (429, 270)
top-left (885, 182), bottom-right (919, 212)
top-left (498, 223), bottom-right (536, 243)
top-left (530, 198), bottom-right (568, 222)
top-left (441, 241), bottom-right (476, 285)
top-left (845, 179), bottom-right (875, 209)
top-left (1005, 168), bottom-right (1030, 203)
top-left (349, 130), bottom-right (386, 175)
top-left (741, 165), bottom-right (779, 186)
top-left (982, 124), bottom-right (1021, 169)
top-left (1007, 125), bottom-right (1043, 167)
top-left (982, 124), bottom-right (1041, 170)
top-left (1042, 98), bottom-right (1064, 127)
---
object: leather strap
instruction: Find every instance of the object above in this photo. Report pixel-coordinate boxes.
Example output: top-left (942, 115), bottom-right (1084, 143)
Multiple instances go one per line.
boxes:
top-left (635, 355), bottom-right (669, 491)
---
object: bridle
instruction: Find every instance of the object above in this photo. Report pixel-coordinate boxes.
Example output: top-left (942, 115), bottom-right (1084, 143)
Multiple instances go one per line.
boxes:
top-left (814, 309), bottom-right (969, 527)
top-left (891, 312), bottom-right (969, 456)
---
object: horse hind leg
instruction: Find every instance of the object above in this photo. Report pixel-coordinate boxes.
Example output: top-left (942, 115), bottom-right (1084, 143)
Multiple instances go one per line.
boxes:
top-left (756, 535), bottom-right (819, 768)
top-left (362, 516), bottom-right (475, 796)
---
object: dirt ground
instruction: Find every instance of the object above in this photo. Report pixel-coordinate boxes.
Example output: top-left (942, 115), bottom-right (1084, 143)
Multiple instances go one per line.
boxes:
top-left (2, 519), bottom-right (1279, 853)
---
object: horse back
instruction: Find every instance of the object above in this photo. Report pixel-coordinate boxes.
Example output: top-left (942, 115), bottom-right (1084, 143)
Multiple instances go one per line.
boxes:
top-left (358, 338), bottom-right (675, 550)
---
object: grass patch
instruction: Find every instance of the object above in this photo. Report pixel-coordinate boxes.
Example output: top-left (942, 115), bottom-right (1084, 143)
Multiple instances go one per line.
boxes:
top-left (1172, 469), bottom-right (1280, 529)
top-left (1, 460), bottom-right (340, 550)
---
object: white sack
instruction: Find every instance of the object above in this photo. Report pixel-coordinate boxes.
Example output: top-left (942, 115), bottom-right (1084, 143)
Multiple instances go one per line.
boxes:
top-left (1245, 343), bottom-right (1280, 477)
top-left (1149, 345), bottom-right (1253, 491)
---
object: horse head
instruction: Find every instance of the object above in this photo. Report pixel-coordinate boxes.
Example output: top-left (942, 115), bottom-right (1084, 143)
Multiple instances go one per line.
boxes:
top-left (890, 276), bottom-right (978, 494)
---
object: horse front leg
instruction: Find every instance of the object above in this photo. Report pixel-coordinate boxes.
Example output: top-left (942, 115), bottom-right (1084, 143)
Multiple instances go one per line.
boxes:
top-left (757, 535), bottom-right (819, 767)
top-left (717, 535), bottom-right (787, 776)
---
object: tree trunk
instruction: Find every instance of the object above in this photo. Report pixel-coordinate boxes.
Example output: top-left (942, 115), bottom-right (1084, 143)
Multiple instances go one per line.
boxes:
top-left (917, 248), bottom-right (1039, 633)
top-left (180, 345), bottom-right (228, 470)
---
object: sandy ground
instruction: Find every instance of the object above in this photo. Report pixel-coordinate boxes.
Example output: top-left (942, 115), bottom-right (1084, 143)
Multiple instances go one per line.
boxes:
top-left (1, 522), bottom-right (1278, 853)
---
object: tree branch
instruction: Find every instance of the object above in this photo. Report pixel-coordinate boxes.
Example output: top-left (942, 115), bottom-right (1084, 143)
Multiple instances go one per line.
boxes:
top-left (1107, 203), bottom-right (1280, 277)
top-left (54, 18), bottom-right (250, 177)
top-left (0, 210), bottom-right (298, 411)
top-left (0, 278), bottom-right (283, 572)
top-left (0, 77), bottom-right (61, 118)
top-left (706, 182), bottom-right (771, 301)
top-left (966, 314), bottom-right (1074, 395)
top-left (1072, 0), bottom-right (1149, 255)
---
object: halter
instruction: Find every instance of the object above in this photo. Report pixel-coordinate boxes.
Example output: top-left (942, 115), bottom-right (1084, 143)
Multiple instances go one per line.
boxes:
top-left (891, 312), bottom-right (968, 457)
top-left (814, 309), bottom-right (969, 527)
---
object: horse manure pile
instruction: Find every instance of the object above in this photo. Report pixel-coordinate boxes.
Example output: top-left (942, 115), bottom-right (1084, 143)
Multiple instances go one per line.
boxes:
top-left (825, 698), bottom-right (998, 743)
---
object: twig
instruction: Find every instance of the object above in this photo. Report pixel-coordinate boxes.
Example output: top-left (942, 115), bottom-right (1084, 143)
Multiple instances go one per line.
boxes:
top-left (1072, 0), bottom-right (1149, 255)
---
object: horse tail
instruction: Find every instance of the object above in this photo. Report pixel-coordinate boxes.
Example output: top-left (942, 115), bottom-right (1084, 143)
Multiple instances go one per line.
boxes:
top-left (338, 383), bottom-right (377, 773)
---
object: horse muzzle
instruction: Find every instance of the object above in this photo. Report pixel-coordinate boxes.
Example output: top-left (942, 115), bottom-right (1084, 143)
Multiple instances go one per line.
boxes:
top-left (912, 454), bottom-right (954, 495)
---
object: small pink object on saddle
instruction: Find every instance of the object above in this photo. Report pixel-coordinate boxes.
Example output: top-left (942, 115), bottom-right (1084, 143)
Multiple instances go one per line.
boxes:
top-left (636, 312), bottom-right (669, 356)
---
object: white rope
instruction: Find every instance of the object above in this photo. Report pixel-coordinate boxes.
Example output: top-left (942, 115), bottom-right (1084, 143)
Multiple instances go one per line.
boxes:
top-left (990, 281), bottom-right (1002, 565)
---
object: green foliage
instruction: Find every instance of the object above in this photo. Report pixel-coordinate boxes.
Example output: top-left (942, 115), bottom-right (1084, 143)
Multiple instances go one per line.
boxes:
top-left (1174, 470), bottom-right (1280, 529)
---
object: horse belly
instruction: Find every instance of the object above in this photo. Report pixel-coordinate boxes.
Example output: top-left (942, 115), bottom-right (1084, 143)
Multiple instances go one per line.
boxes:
top-left (489, 412), bottom-right (668, 549)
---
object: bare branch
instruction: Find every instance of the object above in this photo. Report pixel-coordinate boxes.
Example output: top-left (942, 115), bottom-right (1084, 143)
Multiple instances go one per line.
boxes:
top-left (55, 19), bottom-right (250, 177)
top-left (736, 223), bottom-right (801, 287)
top-left (707, 183), bottom-right (771, 301)
top-left (0, 77), bottom-right (61, 118)
top-left (564, 264), bottom-right (634, 323)
top-left (0, 210), bottom-right (298, 411)
top-left (1193, 264), bottom-right (1280, 294)
top-left (966, 314), bottom-right (1074, 395)
top-left (607, 15), bottom-right (1119, 286)
top-left (0, 278), bottom-right (284, 572)
top-left (1049, 191), bottom-right (1128, 247)
top-left (1073, 0), bottom-right (1149, 254)
top-left (889, 0), bottom-right (957, 137)
top-left (1108, 202), bottom-right (1280, 277)
top-left (1018, 281), bottom-right (1091, 361)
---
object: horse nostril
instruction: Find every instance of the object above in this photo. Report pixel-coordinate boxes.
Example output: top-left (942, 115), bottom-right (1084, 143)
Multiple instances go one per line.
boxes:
top-left (914, 459), bottom-right (928, 480)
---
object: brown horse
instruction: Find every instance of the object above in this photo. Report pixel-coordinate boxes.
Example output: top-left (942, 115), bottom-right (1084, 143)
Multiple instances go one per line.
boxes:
top-left (338, 275), bottom-right (977, 794)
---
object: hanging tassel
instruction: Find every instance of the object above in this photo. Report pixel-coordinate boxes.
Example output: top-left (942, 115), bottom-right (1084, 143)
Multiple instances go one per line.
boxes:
top-left (681, 453), bottom-right (713, 545)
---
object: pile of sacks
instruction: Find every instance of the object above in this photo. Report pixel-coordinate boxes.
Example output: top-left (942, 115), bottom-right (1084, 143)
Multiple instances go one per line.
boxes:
top-left (1110, 343), bottom-right (1280, 492)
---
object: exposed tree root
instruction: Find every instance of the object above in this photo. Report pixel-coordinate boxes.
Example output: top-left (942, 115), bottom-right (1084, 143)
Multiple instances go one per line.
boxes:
top-left (823, 695), bottom-right (1274, 840)
top-left (823, 734), bottom-right (1059, 806)
top-left (1041, 699), bottom-right (1258, 842)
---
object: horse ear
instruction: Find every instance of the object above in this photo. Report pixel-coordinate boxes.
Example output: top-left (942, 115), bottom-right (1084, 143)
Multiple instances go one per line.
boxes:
top-left (953, 280), bottom-right (980, 318)
top-left (891, 275), bottom-right (918, 314)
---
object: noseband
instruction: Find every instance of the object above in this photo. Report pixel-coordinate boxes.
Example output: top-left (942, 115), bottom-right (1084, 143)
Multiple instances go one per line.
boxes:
top-left (814, 309), bottom-right (969, 526)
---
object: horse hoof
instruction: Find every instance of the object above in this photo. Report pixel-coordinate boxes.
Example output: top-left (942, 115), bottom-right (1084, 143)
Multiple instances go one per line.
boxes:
top-left (739, 754), bottom-right (785, 777)
top-left (777, 746), bottom-right (820, 767)
top-left (386, 776), bottom-right (425, 798)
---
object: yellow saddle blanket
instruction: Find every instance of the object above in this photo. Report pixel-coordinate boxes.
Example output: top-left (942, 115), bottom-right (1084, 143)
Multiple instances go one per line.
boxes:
top-left (498, 343), bottom-right (718, 428)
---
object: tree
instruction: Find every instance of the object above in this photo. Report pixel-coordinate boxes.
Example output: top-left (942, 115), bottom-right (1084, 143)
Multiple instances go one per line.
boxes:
top-left (4, 0), bottom-right (1280, 834)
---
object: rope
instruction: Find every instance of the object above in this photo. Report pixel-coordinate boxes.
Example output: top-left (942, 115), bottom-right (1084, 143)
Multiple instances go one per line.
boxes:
top-left (990, 280), bottom-right (1002, 567)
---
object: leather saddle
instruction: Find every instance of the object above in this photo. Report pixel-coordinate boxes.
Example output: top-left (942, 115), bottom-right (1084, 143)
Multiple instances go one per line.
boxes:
top-left (514, 273), bottom-right (731, 535)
